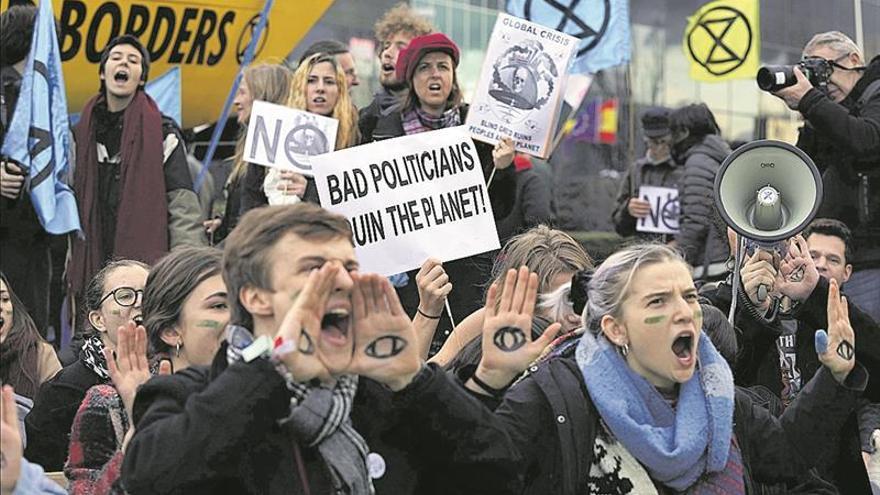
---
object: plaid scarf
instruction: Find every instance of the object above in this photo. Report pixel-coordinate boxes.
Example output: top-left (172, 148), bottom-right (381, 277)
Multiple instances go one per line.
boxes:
top-left (401, 105), bottom-right (461, 135)
top-left (225, 325), bottom-right (373, 494)
top-left (80, 335), bottom-right (111, 381)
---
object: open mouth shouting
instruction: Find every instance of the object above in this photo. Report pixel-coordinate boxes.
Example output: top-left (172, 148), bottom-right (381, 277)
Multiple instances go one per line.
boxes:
top-left (381, 63), bottom-right (395, 76)
top-left (671, 330), bottom-right (696, 367)
top-left (320, 306), bottom-right (350, 346)
top-left (113, 69), bottom-right (131, 85)
top-left (427, 82), bottom-right (443, 92)
top-left (132, 313), bottom-right (144, 327)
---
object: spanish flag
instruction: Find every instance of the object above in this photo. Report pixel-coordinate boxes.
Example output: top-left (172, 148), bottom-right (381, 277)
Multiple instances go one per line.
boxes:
top-left (683, 0), bottom-right (760, 82)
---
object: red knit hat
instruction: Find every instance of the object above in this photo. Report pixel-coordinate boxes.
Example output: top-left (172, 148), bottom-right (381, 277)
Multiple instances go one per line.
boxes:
top-left (395, 32), bottom-right (460, 84)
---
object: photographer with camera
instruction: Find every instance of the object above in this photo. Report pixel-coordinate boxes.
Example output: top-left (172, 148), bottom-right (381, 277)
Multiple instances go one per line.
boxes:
top-left (765, 31), bottom-right (880, 321)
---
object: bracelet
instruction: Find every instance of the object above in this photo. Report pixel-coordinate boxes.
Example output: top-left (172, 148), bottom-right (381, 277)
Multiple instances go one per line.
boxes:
top-left (470, 372), bottom-right (509, 398)
top-left (417, 307), bottom-right (442, 319)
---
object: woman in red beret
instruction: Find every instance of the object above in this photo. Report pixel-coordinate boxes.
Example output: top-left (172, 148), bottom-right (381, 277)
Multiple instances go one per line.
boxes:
top-left (367, 32), bottom-right (518, 358)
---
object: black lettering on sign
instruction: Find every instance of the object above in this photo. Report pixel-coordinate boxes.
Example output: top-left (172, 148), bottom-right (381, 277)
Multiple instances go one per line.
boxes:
top-left (60, 0), bottom-right (87, 61)
top-left (208, 12), bottom-right (236, 66)
top-left (125, 5), bottom-right (151, 39)
top-left (187, 10), bottom-right (217, 64)
top-left (365, 336), bottom-right (408, 359)
top-left (86, 2), bottom-right (123, 63)
top-left (168, 8), bottom-right (198, 63)
top-left (493, 326), bottom-right (527, 352)
top-left (147, 6), bottom-right (176, 61)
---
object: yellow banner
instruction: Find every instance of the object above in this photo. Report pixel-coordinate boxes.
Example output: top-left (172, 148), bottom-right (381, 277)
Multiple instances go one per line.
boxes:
top-left (683, 0), bottom-right (760, 82)
top-left (1, 0), bottom-right (332, 127)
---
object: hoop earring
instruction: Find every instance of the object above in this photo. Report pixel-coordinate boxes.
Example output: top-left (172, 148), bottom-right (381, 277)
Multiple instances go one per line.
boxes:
top-left (175, 341), bottom-right (181, 358)
top-left (619, 343), bottom-right (629, 357)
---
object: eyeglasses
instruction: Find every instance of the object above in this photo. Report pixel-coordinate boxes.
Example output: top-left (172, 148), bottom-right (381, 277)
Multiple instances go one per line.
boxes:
top-left (98, 287), bottom-right (144, 307)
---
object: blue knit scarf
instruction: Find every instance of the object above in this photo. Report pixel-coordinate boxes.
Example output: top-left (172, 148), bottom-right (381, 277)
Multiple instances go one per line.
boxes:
top-left (575, 331), bottom-right (736, 491)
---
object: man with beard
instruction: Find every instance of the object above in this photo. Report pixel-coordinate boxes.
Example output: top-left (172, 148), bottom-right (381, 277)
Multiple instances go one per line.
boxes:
top-left (358, 2), bottom-right (433, 142)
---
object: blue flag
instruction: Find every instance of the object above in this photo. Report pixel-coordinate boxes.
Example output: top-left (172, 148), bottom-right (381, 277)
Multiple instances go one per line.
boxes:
top-left (145, 67), bottom-right (182, 127)
top-left (1, 0), bottom-right (80, 235)
top-left (507, 0), bottom-right (631, 74)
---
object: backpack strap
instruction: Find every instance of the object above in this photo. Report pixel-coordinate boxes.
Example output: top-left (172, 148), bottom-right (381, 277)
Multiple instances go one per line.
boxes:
top-left (856, 79), bottom-right (880, 111)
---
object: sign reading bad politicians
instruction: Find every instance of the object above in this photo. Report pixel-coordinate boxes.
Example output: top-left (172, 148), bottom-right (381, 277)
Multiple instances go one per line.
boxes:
top-left (466, 13), bottom-right (578, 159)
top-left (312, 127), bottom-right (500, 276)
top-left (244, 100), bottom-right (338, 176)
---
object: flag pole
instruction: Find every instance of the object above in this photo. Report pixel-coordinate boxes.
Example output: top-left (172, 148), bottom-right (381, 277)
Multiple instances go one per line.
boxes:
top-left (194, 0), bottom-right (275, 192)
top-left (854, 0), bottom-right (864, 52)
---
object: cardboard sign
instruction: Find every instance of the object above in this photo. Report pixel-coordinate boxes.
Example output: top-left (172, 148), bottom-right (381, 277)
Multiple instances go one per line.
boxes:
top-left (637, 186), bottom-right (680, 234)
top-left (312, 127), bottom-right (500, 276)
top-left (243, 100), bottom-right (338, 176)
top-left (465, 13), bottom-right (578, 159)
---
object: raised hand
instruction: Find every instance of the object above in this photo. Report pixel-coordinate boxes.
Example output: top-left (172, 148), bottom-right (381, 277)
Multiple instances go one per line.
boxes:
top-left (740, 249), bottom-right (777, 311)
top-left (348, 273), bottom-right (422, 391)
top-left (415, 258), bottom-right (452, 318)
top-left (273, 264), bottom-right (337, 383)
top-left (0, 385), bottom-right (22, 494)
top-left (815, 278), bottom-right (855, 384)
top-left (492, 137), bottom-right (515, 170)
top-left (776, 235), bottom-right (819, 302)
top-left (474, 267), bottom-right (562, 391)
top-left (103, 322), bottom-right (152, 419)
top-left (278, 170), bottom-right (308, 197)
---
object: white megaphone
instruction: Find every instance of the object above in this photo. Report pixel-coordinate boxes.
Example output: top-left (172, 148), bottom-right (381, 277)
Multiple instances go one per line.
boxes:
top-left (714, 140), bottom-right (823, 313)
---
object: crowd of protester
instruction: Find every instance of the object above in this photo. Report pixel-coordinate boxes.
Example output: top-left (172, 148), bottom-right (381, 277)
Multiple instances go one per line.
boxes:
top-left (0, 1), bottom-right (879, 494)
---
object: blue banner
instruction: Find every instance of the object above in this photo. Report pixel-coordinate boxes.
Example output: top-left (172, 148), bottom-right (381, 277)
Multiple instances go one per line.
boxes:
top-left (1, 0), bottom-right (80, 235)
top-left (145, 67), bottom-right (182, 127)
top-left (507, 0), bottom-right (631, 74)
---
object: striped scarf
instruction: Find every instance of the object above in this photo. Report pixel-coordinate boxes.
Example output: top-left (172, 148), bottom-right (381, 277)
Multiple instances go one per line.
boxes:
top-left (225, 325), bottom-right (373, 494)
top-left (401, 105), bottom-right (461, 135)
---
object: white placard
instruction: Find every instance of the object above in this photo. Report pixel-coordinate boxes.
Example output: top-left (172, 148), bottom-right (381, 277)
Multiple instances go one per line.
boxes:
top-left (465, 13), bottom-right (579, 159)
top-left (243, 100), bottom-right (338, 176)
top-left (312, 127), bottom-right (501, 276)
top-left (637, 185), bottom-right (680, 234)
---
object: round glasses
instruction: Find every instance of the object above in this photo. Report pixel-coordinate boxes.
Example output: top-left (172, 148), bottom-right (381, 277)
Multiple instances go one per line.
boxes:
top-left (98, 287), bottom-right (144, 307)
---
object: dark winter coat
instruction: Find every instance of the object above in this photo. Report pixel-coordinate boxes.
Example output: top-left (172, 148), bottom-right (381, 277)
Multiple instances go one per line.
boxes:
top-left (675, 134), bottom-right (731, 279)
top-left (394, 355), bottom-right (867, 495)
top-left (494, 163), bottom-right (554, 243)
top-left (25, 357), bottom-right (108, 471)
top-left (700, 276), bottom-right (880, 493)
top-left (611, 156), bottom-right (683, 241)
top-left (796, 54), bottom-right (880, 269)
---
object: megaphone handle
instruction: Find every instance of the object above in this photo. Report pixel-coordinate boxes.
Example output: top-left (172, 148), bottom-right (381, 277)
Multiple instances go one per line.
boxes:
top-left (757, 283), bottom-right (769, 303)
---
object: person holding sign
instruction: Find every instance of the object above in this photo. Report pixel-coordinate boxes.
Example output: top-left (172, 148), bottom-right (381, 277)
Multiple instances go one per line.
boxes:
top-left (612, 108), bottom-right (682, 243)
top-left (204, 63), bottom-right (292, 244)
top-left (251, 53), bottom-right (361, 208)
top-left (371, 32), bottom-right (518, 342)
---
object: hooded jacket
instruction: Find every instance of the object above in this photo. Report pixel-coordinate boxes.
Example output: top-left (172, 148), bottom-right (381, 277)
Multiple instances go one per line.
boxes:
top-left (796, 54), bottom-right (880, 269)
top-left (612, 155), bottom-right (682, 241)
top-left (675, 134), bottom-right (731, 279)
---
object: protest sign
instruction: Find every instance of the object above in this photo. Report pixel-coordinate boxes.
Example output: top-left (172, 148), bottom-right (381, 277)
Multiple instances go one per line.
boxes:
top-left (243, 100), bottom-right (338, 176)
top-left (465, 13), bottom-right (578, 159)
top-left (312, 127), bottom-right (500, 276)
top-left (637, 185), bottom-right (680, 234)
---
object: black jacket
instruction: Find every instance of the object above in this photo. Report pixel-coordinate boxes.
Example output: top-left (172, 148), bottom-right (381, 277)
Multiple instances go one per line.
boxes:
top-left (396, 354), bottom-right (867, 495)
top-left (675, 134), bottom-right (731, 279)
top-left (612, 156), bottom-right (683, 241)
top-left (24, 357), bottom-right (107, 471)
top-left (796, 54), bottom-right (880, 269)
top-left (494, 163), bottom-right (554, 243)
top-left (701, 276), bottom-right (880, 493)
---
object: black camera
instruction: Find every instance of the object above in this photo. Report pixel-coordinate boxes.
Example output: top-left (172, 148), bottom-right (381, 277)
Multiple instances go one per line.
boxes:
top-left (756, 58), bottom-right (834, 92)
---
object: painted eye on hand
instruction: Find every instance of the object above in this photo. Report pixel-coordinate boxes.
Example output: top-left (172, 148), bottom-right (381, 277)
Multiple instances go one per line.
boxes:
top-left (493, 326), bottom-right (527, 352)
top-left (365, 335), bottom-right (408, 359)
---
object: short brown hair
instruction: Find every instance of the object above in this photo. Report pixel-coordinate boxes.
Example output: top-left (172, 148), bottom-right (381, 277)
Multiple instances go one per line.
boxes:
top-left (223, 204), bottom-right (353, 329)
top-left (374, 2), bottom-right (433, 43)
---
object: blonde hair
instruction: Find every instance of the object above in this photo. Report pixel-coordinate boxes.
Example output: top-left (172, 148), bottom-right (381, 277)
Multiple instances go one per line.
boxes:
top-left (490, 225), bottom-right (593, 297)
top-left (374, 2), bottom-right (433, 43)
top-left (229, 63), bottom-right (291, 184)
top-left (288, 53), bottom-right (359, 150)
top-left (803, 31), bottom-right (863, 61)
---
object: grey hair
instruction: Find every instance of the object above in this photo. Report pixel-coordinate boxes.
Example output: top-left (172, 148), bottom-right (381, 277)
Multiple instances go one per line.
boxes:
top-left (803, 31), bottom-right (862, 60)
top-left (581, 243), bottom-right (686, 334)
top-left (539, 281), bottom-right (575, 325)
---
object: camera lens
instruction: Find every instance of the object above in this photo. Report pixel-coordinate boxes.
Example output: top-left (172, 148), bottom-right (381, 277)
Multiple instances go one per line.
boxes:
top-left (757, 66), bottom-right (796, 91)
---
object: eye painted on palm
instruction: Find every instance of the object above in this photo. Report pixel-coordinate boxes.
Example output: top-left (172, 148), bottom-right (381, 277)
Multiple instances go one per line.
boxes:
top-left (365, 335), bottom-right (408, 359)
top-left (493, 326), bottom-right (527, 352)
top-left (298, 331), bottom-right (315, 355)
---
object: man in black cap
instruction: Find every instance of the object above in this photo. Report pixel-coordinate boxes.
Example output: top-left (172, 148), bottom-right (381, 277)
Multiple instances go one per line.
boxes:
top-left (612, 107), bottom-right (681, 242)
